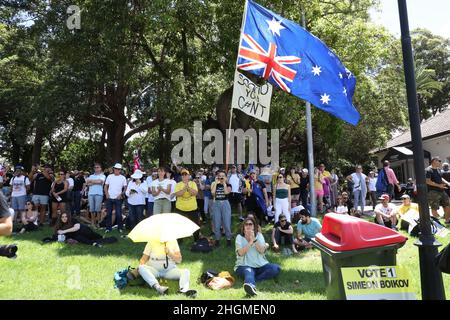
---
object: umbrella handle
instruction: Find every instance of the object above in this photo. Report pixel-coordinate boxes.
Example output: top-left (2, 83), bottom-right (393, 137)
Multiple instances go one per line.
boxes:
top-left (163, 242), bottom-right (169, 269)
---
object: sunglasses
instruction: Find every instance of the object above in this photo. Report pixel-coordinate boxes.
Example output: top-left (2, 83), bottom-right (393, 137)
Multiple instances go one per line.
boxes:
top-left (280, 220), bottom-right (287, 223)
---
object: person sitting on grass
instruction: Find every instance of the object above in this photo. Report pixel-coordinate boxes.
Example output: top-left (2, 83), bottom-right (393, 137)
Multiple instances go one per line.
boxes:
top-left (271, 214), bottom-right (298, 255)
top-left (0, 192), bottom-right (18, 258)
top-left (138, 239), bottom-right (197, 297)
top-left (18, 201), bottom-right (39, 234)
top-left (395, 194), bottom-right (420, 231)
top-left (235, 217), bottom-right (281, 297)
top-left (374, 194), bottom-right (398, 230)
top-left (294, 209), bottom-right (322, 250)
top-left (52, 212), bottom-right (116, 247)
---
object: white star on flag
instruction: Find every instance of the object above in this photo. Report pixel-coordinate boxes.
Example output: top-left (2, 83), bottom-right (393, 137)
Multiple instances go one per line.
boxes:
top-left (266, 18), bottom-right (285, 36)
top-left (345, 68), bottom-right (352, 78)
top-left (343, 87), bottom-right (347, 96)
top-left (311, 65), bottom-right (322, 76)
top-left (320, 93), bottom-right (331, 104)
top-left (339, 72), bottom-right (343, 79)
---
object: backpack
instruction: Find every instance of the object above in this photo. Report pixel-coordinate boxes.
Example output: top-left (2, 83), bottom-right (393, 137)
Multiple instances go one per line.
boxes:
top-left (191, 237), bottom-right (213, 253)
top-left (435, 243), bottom-right (450, 274)
top-left (204, 271), bottom-right (235, 290)
top-left (114, 267), bottom-right (131, 289)
top-left (375, 168), bottom-right (389, 196)
top-left (199, 269), bottom-right (219, 285)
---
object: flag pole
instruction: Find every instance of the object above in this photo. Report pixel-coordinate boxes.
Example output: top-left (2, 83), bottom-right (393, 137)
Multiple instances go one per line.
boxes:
top-left (302, 11), bottom-right (316, 217)
top-left (226, 0), bottom-right (249, 172)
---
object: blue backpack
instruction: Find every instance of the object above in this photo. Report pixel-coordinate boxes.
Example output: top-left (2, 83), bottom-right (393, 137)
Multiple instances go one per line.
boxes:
top-left (114, 267), bottom-right (130, 290)
top-left (375, 168), bottom-right (389, 196)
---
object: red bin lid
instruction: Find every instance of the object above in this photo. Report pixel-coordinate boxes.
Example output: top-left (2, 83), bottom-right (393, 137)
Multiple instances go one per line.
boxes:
top-left (315, 213), bottom-right (408, 251)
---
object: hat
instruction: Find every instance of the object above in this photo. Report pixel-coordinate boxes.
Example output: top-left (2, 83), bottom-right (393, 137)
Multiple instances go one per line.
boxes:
top-left (15, 165), bottom-right (24, 171)
top-left (443, 162), bottom-right (449, 168)
top-left (280, 167), bottom-right (286, 171)
top-left (181, 168), bottom-right (190, 175)
top-left (131, 170), bottom-right (143, 179)
top-left (401, 194), bottom-right (410, 199)
top-left (431, 156), bottom-right (441, 162)
top-left (302, 168), bottom-right (309, 174)
top-left (378, 194), bottom-right (390, 201)
top-left (113, 163), bottom-right (123, 170)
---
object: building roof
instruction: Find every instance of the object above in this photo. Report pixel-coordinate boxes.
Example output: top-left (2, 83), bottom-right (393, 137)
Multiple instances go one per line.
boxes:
top-left (374, 108), bottom-right (450, 153)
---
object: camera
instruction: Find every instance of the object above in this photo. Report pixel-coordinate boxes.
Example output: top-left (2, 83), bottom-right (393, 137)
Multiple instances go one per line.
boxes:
top-left (0, 244), bottom-right (18, 258)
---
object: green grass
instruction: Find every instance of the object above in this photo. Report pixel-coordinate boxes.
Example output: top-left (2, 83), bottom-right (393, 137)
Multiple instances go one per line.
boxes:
top-left (1, 214), bottom-right (449, 300)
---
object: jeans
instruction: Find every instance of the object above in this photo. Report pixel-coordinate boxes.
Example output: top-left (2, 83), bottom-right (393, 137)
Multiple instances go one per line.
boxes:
top-left (128, 204), bottom-right (144, 230)
top-left (146, 200), bottom-right (154, 217)
top-left (72, 191), bottom-right (82, 215)
top-left (353, 189), bottom-right (366, 213)
top-left (212, 200), bottom-right (232, 240)
top-left (106, 198), bottom-right (123, 231)
top-left (139, 264), bottom-right (191, 292)
top-left (235, 263), bottom-right (281, 287)
top-left (387, 184), bottom-right (395, 201)
top-left (153, 198), bottom-right (172, 214)
top-left (88, 194), bottom-right (103, 213)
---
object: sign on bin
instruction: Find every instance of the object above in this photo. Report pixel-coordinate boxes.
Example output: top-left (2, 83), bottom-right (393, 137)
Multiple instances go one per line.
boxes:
top-left (341, 266), bottom-right (416, 300)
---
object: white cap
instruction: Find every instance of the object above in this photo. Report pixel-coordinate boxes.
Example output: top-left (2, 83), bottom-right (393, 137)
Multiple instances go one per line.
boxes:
top-left (113, 163), bottom-right (123, 170)
top-left (131, 170), bottom-right (143, 179)
top-left (302, 168), bottom-right (308, 174)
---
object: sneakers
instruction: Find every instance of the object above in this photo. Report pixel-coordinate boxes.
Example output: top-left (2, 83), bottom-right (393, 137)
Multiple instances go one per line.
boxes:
top-left (179, 289), bottom-right (197, 298)
top-left (227, 239), bottom-right (232, 247)
top-left (153, 284), bottom-right (169, 295)
top-left (243, 283), bottom-right (257, 297)
top-left (105, 229), bottom-right (111, 234)
top-left (92, 242), bottom-right (103, 248)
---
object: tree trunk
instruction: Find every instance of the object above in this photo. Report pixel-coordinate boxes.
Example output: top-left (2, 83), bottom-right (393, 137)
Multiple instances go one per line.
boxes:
top-left (106, 120), bottom-right (126, 165)
top-left (32, 126), bottom-right (44, 165)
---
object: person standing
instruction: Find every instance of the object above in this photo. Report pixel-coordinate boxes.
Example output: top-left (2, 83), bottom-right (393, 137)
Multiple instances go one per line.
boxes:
top-left (330, 169), bottom-right (339, 209)
top-left (228, 165), bottom-right (245, 221)
top-left (346, 165), bottom-right (368, 216)
top-left (194, 172), bottom-right (206, 224)
top-left (1, 166), bottom-right (13, 201)
top-left (442, 163), bottom-right (450, 198)
top-left (126, 170), bottom-right (148, 230)
top-left (104, 163), bottom-right (127, 233)
top-left (72, 170), bottom-right (86, 217)
top-left (65, 171), bottom-right (75, 216)
top-left (29, 164), bottom-right (53, 225)
top-left (273, 173), bottom-right (291, 223)
top-left (235, 217), bottom-right (280, 297)
top-left (174, 169), bottom-right (200, 241)
top-left (10, 165), bottom-right (31, 223)
top-left (367, 171), bottom-right (378, 210)
top-left (314, 168), bottom-right (325, 214)
top-left (244, 170), bottom-right (269, 225)
top-left (383, 161), bottom-right (401, 200)
top-left (86, 163), bottom-right (106, 228)
top-left (50, 170), bottom-right (69, 226)
top-left (145, 169), bottom-right (157, 217)
top-left (211, 170), bottom-right (232, 247)
top-left (299, 169), bottom-right (309, 207)
top-left (166, 170), bottom-right (177, 212)
top-left (425, 157), bottom-right (450, 224)
top-left (286, 168), bottom-right (300, 202)
top-left (151, 167), bottom-right (172, 214)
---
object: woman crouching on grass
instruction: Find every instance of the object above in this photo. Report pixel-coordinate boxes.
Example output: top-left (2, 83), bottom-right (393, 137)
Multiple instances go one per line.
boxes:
top-left (53, 212), bottom-right (116, 247)
top-left (18, 201), bottom-right (39, 234)
top-left (234, 217), bottom-right (281, 297)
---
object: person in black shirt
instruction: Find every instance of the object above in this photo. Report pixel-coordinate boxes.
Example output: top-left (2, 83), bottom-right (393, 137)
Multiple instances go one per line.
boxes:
top-left (29, 164), bottom-right (54, 225)
top-left (211, 170), bottom-right (232, 247)
top-left (0, 193), bottom-right (17, 258)
top-left (299, 169), bottom-right (309, 207)
top-left (425, 157), bottom-right (450, 224)
top-left (271, 214), bottom-right (297, 254)
top-left (72, 170), bottom-right (86, 216)
top-left (443, 163), bottom-right (450, 197)
top-left (1, 167), bottom-right (13, 201)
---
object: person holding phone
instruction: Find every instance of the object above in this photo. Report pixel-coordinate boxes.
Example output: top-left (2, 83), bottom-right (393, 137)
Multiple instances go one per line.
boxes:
top-left (126, 170), bottom-right (148, 230)
top-left (235, 217), bottom-right (280, 297)
top-left (211, 170), bottom-right (232, 247)
top-left (151, 167), bottom-right (172, 214)
top-left (29, 164), bottom-right (54, 225)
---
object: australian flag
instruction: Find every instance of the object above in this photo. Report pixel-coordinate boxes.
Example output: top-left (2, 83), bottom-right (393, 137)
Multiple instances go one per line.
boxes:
top-left (237, 0), bottom-right (360, 125)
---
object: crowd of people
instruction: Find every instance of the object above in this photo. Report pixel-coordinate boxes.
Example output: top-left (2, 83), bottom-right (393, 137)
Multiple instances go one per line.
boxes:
top-left (1, 155), bottom-right (450, 296)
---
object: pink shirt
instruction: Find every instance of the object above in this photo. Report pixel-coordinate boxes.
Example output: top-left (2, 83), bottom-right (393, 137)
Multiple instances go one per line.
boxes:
top-left (385, 167), bottom-right (399, 185)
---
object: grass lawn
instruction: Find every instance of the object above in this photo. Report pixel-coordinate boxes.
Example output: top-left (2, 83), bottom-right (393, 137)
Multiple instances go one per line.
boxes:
top-left (1, 213), bottom-right (449, 300)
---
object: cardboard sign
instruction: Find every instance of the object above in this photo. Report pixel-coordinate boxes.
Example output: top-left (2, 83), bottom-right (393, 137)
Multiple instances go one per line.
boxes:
top-left (341, 266), bottom-right (416, 300)
top-left (231, 70), bottom-right (272, 123)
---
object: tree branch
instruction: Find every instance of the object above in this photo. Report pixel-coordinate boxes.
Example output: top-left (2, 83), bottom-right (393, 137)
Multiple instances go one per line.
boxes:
top-left (139, 33), bottom-right (171, 81)
top-left (123, 116), bottom-right (160, 142)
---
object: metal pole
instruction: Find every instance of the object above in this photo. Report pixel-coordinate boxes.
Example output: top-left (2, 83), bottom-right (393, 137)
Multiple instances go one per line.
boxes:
top-left (302, 11), bottom-right (316, 217)
top-left (397, 0), bottom-right (445, 300)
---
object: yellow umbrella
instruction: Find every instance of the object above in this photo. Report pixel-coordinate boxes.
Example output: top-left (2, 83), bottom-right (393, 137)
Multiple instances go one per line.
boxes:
top-left (128, 213), bottom-right (200, 243)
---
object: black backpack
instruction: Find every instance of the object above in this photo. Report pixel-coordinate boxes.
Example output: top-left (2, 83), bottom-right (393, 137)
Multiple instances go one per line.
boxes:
top-left (435, 244), bottom-right (450, 274)
top-left (191, 237), bottom-right (213, 253)
top-left (199, 269), bottom-right (219, 285)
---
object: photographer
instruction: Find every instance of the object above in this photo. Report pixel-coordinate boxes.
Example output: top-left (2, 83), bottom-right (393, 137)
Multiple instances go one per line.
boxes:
top-left (0, 192), bottom-right (17, 258)
top-left (211, 170), bottom-right (232, 247)
top-left (29, 164), bottom-right (54, 225)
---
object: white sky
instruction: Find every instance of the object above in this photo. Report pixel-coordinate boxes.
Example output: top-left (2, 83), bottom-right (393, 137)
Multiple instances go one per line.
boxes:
top-left (370, 0), bottom-right (450, 38)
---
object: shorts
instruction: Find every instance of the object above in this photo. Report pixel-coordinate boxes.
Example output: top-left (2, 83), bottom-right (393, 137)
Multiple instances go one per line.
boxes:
top-left (229, 192), bottom-right (243, 205)
top-left (428, 190), bottom-right (450, 210)
top-left (291, 188), bottom-right (300, 196)
top-left (32, 195), bottom-right (49, 206)
top-left (11, 195), bottom-right (27, 211)
top-left (88, 194), bottom-right (103, 213)
top-left (315, 189), bottom-right (324, 197)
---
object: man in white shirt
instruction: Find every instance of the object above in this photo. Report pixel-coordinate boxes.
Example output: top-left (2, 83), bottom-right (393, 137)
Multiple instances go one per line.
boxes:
top-left (104, 163), bottom-right (127, 233)
top-left (227, 165), bottom-right (244, 220)
top-left (151, 167), bottom-right (172, 214)
top-left (374, 194), bottom-right (398, 230)
top-left (86, 163), bottom-right (106, 227)
top-left (145, 169), bottom-right (157, 217)
top-left (368, 171), bottom-right (377, 210)
top-left (11, 165), bottom-right (31, 223)
top-left (65, 172), bottom-right (75, 216)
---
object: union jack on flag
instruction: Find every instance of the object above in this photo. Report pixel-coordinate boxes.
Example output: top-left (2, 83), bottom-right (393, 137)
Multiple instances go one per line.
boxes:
top-left (236, 0), bottom-right (360, 126)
